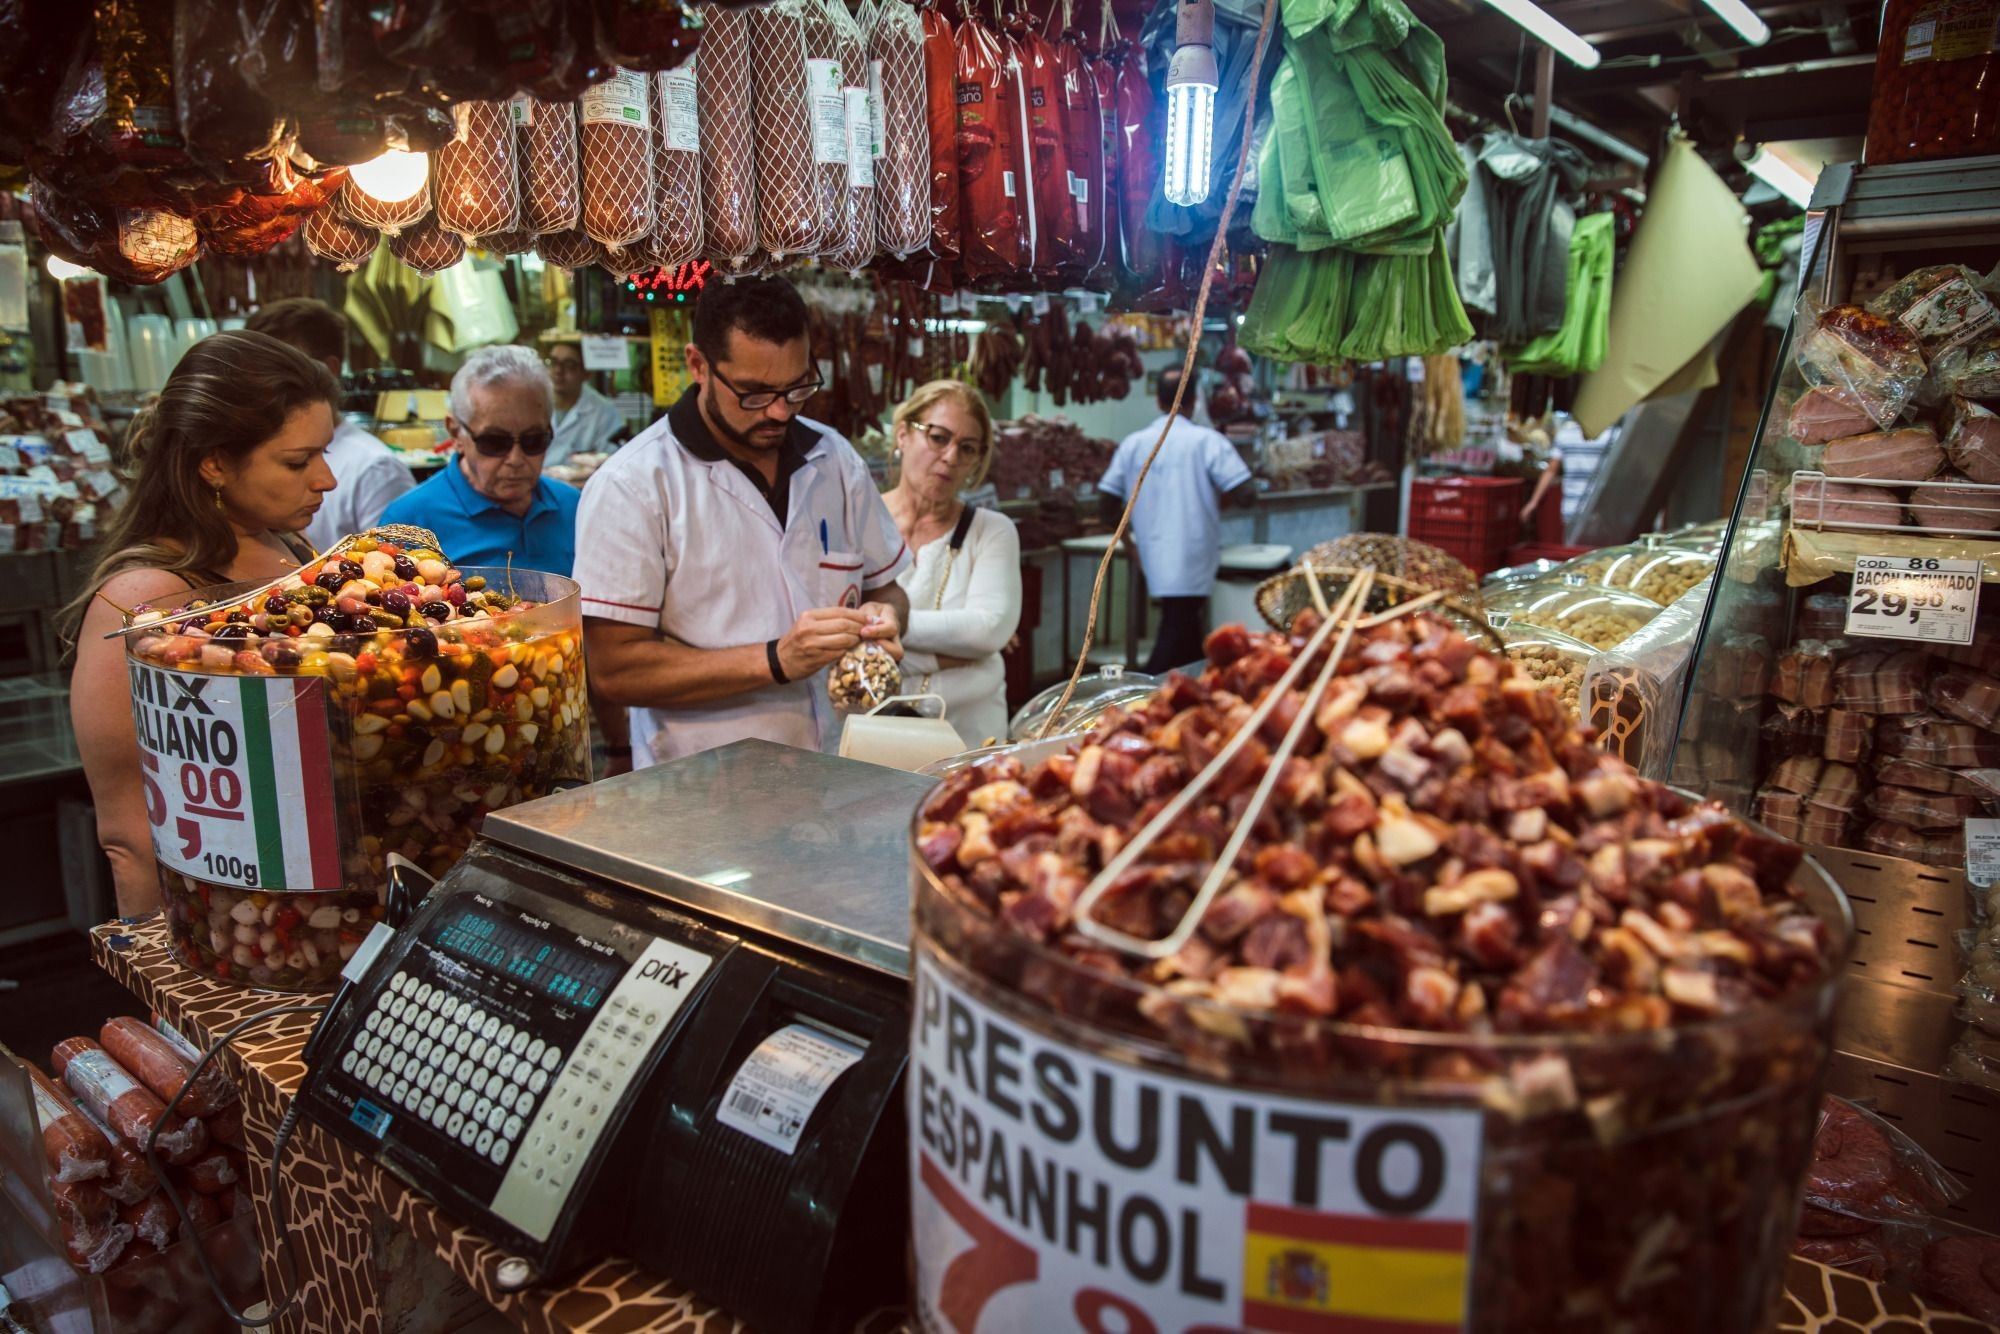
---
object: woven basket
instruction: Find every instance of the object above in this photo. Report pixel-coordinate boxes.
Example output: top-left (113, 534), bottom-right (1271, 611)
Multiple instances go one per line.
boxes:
top-left (1303, 534), bottom-right (1484, 607)
top-left (1254, 564), bottom-right (1502, 652)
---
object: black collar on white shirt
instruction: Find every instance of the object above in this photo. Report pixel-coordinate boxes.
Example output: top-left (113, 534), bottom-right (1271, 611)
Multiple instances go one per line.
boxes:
top-left (668, 386), bottom-right (821, 526)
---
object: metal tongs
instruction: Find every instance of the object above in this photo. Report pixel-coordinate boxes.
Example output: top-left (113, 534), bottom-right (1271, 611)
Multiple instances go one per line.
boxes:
top-left (100, 522), bottom-right (445, 639)
top-left (1070, 565), bottom-right (1446, 960)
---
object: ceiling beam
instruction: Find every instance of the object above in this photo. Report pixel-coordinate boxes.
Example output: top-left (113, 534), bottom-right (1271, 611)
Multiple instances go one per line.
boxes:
top-left (1431, 0), bottom-right (1838, 50)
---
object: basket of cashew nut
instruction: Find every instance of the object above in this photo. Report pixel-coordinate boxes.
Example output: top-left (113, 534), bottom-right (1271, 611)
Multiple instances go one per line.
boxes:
top-left (1491, 620), bottom-right (1594, 719)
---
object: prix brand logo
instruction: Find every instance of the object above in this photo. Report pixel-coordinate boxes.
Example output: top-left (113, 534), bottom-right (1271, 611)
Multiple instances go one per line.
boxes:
top-left (638, 957), bottom-right (691, 990)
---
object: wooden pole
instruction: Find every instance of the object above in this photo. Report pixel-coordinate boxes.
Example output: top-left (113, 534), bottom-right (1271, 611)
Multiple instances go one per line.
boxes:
top-left (1532, 44), bottom-right (1554, 138)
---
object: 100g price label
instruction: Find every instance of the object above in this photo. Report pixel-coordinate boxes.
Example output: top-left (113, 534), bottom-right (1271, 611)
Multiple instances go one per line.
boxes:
top-left (1844, 555), bottom-right (1984, 645)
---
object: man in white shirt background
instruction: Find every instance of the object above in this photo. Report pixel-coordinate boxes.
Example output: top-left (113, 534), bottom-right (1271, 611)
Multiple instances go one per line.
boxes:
top-left (545, 339), bottom-right (628, 466)
top-left (572, 277), bottom-right (910, 767)
top-left (244, 298), bottom-right (414, 553)
top-left (1098, 369), bottom-right (1256, 674)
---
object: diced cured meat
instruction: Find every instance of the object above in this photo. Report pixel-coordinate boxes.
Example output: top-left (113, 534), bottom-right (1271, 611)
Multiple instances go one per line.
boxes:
top-left (1820, 427), bottom-right (1944, 481)
top-left (1787, 387), bottom-right (1878, 446)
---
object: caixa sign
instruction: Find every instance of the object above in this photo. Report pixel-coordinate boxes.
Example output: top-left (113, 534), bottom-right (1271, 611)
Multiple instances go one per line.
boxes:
top-left (909, 952), bottom-right (1485, 1334)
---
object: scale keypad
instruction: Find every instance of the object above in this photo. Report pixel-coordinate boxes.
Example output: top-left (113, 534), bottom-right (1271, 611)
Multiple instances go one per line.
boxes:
top-left (345, 969), bottom-right (560, 1168)
top-left (487, 937), bottom-right (714, 1241)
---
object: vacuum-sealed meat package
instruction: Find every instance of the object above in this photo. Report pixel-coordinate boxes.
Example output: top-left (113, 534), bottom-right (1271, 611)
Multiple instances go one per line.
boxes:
top-left (803, 0), bottom-right (854, 259)
top-left (1805, 1096), bottom-right (1966, 1225)
top-left (1772, 640), bottom-right (1840, 708)
top-left (1806, 760), bottom-right (1863, 814)
top-left (1834, 649), bottom-right (1930, 715)
top-left (1017, 26), bottom-right (1076, 276)
top-left (1112, 39), bottom-right (1167, 302)
top-left (1766, 753), bottom-right (1825, 796)
top-left (99, 1018), bottom-right (234, 1118)
top-left (434, 100), bottom-right (520, 238)
top-left (1877, 712), bottom-right (2000, 768)
top-left (1795, 298), bottom-right (1927, 429)
top-left (955, 16), bottom-right (1029, 281)
top-left (1823, 707), bottom-right (1873, 763)
top-left (749, 0), bottom-right (829, 260)
top-left (1053, 31), bottom-right (1105, 282)
top-left (29, 1061), bottom-right (112, 1184)
top-left (868, 0), bottom-right (930, 259)
top-left (1788, 387), bottom-right (1880, 446)
top-left (516, 96), bottom-right (581, 236)
top-left (1790, 476), bottom-right (1902, 530)
top-left (647, 64), bottom-right (704, 269)
top-left (1876, 756), bottom-right (1986, 797)
top-left (1909, 472), bottom-right (2000, 534)
top-left (1944, 397), bottom-right (2000, 484)
top-left (697, 5), bottom-right (760, 269)
top-left (1867, 783), bottom-right (1981, 829)
top-left (1755, 787), bottom-right (1805, 840)
top-left (1931, 665), bottom-right (2000, 731)
top-left (1085, 41), bottom-right (1123, 292)
top-left (52, 1038), bottom-right (206, 1165)
top-left (1821, 427), bottom-right (1944, 481)
top-left (918, 5), bottom-right (960, 263)
top-left (303, 199), bottom-right (380, 269)
top-left (1867, 264), bottom-right (2000, 361)
top-left (1934, 329), bottom-right (2000, 400)
top-left (580, 67), bottom-right (656, 248)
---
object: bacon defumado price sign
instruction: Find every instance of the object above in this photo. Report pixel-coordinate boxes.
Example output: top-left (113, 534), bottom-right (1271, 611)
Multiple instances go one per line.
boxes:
top-left (127, 659), bottom-right (342, 891)
top-left (911, 951), bottom-right (1484, 1334)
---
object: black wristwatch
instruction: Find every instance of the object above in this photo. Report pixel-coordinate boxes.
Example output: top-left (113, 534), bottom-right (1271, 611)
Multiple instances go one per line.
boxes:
top-left (766, 638), bottom-right (789, 684)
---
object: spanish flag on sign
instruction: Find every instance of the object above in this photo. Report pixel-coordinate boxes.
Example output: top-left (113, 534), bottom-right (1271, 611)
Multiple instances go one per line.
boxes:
top-left (1240, 1202), bottom-right (1470, 1334)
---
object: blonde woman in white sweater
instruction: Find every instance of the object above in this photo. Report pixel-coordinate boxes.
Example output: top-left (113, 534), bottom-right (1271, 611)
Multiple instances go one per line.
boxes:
top-left (883, 381), bottom-right (1022, 748)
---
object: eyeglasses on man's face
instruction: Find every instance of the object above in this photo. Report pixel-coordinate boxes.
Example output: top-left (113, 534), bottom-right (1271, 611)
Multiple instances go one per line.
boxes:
top-left (707, 363), bottom-right (823, 412)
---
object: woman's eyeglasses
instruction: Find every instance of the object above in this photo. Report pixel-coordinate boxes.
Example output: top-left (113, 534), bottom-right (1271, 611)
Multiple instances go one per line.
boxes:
top-left (461, 424), bottom-right (554, 457)
top-left (912, 422), bottom-right (984, 458)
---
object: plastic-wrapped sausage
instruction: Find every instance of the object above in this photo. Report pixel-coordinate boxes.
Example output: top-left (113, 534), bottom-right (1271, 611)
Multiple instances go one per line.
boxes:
top-left (388, 212), bottom-right (469, 275)
top-left (302, 202), bottom-right (379, 271)
top-left (697, 8), bottom-right (760, 269)
top-left (178, 1147), bottom-right (241, 1196)
top-left (66, 1221), bottom-right (135, 1276)
top-left (749, 0), bottom-right (829, 259)
top-left (100, 1019), bottom-right (235, 1119)
top-left (824, 0), bottom-right (877, 272)
top-left (51, 1178), bottom-right (115, 1238)
top-left (481, 228), bottom-right (536, 255)
top-left (919, 7), bottom-right (961, 262)
top-left (1053, 31), bottom-right (1105, 281)
top-left (434, 100), bottom-right (521, 238)
top-left (1085, 41), bottom-right (1122, 292)
top-left (205, 1102), bottom-right (244, 1151)
top-left (649, 64), bottom-right (705, 269)
top-left (29, 1061), bottom-right (112, 1183)
top-left (516, 96), bottom-right (582, 236)
top-left (178, 1189), bottom-right (224, 1239)
top-left (535, 226), bottom-right (604, 270)
top-left (868, 0), bottom-right (929, 258)
top-left (1017, 26), bottom-right (1075, 276)
top-left (955, 16), bottom-right (1028, 281)
top-left (52, 1039), bottom-right (207, 1167)
top-left (579, 67), bottom-right (656, 248)
top-left (121, 1194), bottom-right (175, 1252)
top-left (94, 1114), bottom-right (160, 1205)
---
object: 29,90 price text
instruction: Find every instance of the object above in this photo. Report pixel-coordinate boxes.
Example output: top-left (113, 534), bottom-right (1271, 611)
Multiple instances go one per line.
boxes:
top-left (1844, 555), bottom-right (1983, 647)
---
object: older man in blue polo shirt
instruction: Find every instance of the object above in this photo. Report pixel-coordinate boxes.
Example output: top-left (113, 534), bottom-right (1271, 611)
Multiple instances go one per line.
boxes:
top-left (380, 345), bottom-right (583, 575)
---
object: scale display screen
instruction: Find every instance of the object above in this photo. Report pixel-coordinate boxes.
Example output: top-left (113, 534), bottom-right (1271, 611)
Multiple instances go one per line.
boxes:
top-left (432, 907), bottom-right (622, 1010)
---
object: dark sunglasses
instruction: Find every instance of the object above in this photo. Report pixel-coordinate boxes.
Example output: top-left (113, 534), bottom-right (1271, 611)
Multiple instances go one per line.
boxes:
top-left (461, 424), bottom-right (553, 458)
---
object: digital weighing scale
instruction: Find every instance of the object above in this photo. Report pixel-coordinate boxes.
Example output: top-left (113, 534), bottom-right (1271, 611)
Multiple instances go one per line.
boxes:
top-left (297, 741), bottom-right (931, 1334)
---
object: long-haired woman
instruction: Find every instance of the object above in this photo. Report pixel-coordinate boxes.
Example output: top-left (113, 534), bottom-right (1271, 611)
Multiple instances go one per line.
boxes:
top-left (66, 330), bottom-right (339, 913)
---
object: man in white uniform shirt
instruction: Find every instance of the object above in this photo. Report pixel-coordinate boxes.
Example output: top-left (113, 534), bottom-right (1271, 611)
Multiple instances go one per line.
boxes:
top-left (573, 278), bottom-right (911, 766)
top-left (245, 299), bottom-right (413, 552)
top-left (545, 339), bottom-right (628, 465)
top-left (1099, 369), bottom-right (1255, 673)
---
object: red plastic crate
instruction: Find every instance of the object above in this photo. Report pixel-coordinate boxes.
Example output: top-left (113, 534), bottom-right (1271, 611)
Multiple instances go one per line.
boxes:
top-left (1409, 476), bottom-right (1524, 574)
top-left (1504, 542), bottom-right (1593, 566)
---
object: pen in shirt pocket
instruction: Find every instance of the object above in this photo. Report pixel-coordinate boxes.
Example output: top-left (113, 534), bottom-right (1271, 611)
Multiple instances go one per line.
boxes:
top-left (819, 518), bottom-right (829, 555)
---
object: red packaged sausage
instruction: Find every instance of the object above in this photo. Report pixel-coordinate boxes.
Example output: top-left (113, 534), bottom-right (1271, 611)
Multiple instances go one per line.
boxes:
top-left (121, 1194), bottom-right (175, 1252)
top-left (179, 1189), bottom-right (224, 1238)
top-left (1015, 25), bottom-right (1077, 278)
top-left (94, 1119), bottom-right (160, 1205)
top-left (66, 1221), bottom-right (135, 1276)
top-left (433, 100), bottom-right (521, 239)
top-left (1085, 40), bottom-right (1122, 292)
top-left (517, 96), bottom-right (582, 236)
top-left (28, 1061), bottom-right (112, 1183)
top-left (1053, 30), bottom-right (1105, 283)
top-left (100, 1018), bottom-right (235, 1119)
top-left (206, 1101), bottom-right (244, 1150)
top-left (50, 1179), bottom-right (115, 1235)
top-left (52, 1038), bottom-right (207, 1166)
top-left (955, 16), bottom-right (1028, 282)
top-left (1111, 40), bottom-right (1167, 302)
top-left (580, 67), bottom-right (658, 248)
top-left (178, 1147), bottom-right (241, 1196)
top-left (918, 5), bottom-right (961, 263)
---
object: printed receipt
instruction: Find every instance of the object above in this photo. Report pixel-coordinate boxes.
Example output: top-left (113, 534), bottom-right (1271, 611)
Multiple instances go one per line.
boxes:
top-left (715, 1022), bottom-right (864, 1156)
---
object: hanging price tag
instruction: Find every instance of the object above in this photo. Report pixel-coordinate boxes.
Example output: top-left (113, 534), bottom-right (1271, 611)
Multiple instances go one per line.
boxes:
top-left (1845, 555), bottom-right (1983, 645)
top-left (1967, 818), bottom-right (2000, 888)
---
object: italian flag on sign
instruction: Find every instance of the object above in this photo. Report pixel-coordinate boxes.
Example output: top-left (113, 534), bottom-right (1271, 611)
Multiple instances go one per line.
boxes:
top-left (238, 675), bottom-right (343, 891)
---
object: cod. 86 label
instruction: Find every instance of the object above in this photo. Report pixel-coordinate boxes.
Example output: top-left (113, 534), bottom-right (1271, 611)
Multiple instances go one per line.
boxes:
top-left (1845, 555), bottom-right (1983, 646)
top-left (127, 661), bottom-right (342, 891)
top-left (910, 951), bottom-right (1483, 1334)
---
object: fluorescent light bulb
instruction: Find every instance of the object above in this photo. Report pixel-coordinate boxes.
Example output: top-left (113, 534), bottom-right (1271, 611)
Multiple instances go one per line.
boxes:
top-left (1163, 0), bottom-right (1220, 207)
top-left (1479, 0), bottom-right (1602, 68)
top-left (1745, 146), bottom-right (1816, 207)
top-left (1699, 0), bottom-right (1770, 43)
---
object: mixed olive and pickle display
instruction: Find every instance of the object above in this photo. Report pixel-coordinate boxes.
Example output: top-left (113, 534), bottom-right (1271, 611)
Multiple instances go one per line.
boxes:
top-left (126, 534), bottom-right (588, 989)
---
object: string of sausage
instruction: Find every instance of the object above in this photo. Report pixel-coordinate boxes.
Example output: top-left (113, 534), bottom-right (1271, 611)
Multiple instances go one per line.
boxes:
top-left (1037, 0), bottom-right (1279, 738)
